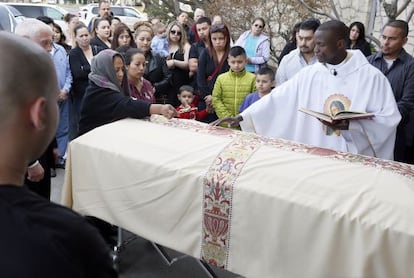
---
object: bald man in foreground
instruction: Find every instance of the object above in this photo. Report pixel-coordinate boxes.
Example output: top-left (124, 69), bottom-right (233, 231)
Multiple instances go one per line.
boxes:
top-left (0, 32), bottom-right (117, 277)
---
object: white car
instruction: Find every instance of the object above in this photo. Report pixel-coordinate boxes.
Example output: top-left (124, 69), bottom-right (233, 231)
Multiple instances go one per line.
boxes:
top-left (0, 4), bottom-right (25, 32)
top-left (6, 3), bottom-right (68, 30)
top-left (79, 4), bottom-right (147, 30)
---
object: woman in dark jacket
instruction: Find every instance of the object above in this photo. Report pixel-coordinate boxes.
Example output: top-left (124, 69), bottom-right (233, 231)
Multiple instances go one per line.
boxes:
top-left (345, 21), bottom-right (372, 57)
top-left (197, 24), bottom-right (231, 122)
top-left (68, 22), bottom-right (102, 140)
top-left (134, 22), bottom-right (172, 104)
top-left (90, 18), bottom-right (111, 51)
top-left (78, 49), bottom-right (175, 136)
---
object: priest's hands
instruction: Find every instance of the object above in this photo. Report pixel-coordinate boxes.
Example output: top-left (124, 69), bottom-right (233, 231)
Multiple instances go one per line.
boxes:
top-left (319, 119), bottom-right (350, 130)
top-left (210, 115), bottom-right (243, 128)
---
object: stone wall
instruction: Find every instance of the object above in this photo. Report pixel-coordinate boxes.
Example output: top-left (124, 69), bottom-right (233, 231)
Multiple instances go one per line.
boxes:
top-left (334, 0), bottom-right (414, 55)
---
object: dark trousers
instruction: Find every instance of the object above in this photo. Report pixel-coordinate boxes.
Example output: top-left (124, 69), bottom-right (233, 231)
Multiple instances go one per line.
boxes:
top-left (25, 141), bottom-right (55, 199)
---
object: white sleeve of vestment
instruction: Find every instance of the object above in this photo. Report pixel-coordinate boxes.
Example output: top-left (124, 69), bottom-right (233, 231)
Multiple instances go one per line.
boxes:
top-left (240, 80), bottom-right (300, 138)
top-left (341, 74), bottom-right (401, 160)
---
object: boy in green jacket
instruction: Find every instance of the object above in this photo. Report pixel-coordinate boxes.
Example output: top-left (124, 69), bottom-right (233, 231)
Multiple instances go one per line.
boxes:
top-left (212, 46), bottom-right (256, 119)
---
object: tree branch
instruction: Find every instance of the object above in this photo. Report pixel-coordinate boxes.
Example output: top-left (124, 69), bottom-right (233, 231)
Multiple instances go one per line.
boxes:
top-left (328, 0), bottom-right (340, 20)
top-left (406, 4), bottom-right (414, 22)
top-left (296, 0), bottom-right (337, 20)
top-left (396, 0), bottom-right (411, 17)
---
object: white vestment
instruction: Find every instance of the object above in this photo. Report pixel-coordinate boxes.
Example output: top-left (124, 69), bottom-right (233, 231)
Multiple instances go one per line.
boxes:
top-left (240, 50), bottom-right (401, 160)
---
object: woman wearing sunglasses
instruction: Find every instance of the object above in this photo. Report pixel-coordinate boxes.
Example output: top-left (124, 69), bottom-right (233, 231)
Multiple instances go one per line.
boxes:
top-left (165, 21), bottom-right (191, 107)
top-left (235, 17), bottom-right (270, 73)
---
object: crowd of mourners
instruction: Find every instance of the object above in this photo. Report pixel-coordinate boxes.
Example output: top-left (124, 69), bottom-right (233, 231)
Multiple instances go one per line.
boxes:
top-left (17, 0), bottom-right (414, 202)
top-left (2, 1), bottom-right (414, 275)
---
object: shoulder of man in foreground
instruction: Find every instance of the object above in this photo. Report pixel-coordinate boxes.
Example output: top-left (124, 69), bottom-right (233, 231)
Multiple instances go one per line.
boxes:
top-left (0, 187), bottom-right (117, 277)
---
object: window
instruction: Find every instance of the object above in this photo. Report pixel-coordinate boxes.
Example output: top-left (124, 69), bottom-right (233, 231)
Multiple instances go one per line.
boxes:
top-left (45, 7), bottom-right (63, 20)
top-left (11, 5), bottom-right (42, 18)
top-left (124, 8), bottom-right (140, 18)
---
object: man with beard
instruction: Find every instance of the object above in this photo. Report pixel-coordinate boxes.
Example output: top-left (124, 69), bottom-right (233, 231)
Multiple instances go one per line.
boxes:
top-left (88, 0), bottom-right (112, 32)
top-left (276, 18), bottom-right (320, 84)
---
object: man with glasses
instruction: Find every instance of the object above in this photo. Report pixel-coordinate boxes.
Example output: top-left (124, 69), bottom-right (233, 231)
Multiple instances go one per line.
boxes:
top-left (36, 16), bottom-right (72, 171)
top-left (15, 18), bottom-right (58, 199)
top-left (276, 18), bottom-right (320, 84)
top-left (235, 17), bottom-right (270, 73)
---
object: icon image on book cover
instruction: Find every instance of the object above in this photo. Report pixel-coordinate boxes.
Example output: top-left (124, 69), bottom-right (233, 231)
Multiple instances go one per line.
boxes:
top-left (299, 94), bottom-right (374, 136)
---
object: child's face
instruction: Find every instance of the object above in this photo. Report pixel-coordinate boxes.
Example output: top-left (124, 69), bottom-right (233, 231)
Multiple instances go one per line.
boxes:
top-left (178, 90), bottom-right (194, 105)
top-left (256, 74), bottom-right (274, 95)
top-left (158, 28), bottom-right (166, 36)
top-left (228, 55), bottom-right (247, 73)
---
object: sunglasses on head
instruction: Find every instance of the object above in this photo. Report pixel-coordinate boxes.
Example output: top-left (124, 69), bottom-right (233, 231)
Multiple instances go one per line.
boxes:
top-left (210, 24), bottom-right (225, 32)
top-left (254, 24), bottom-right (263, 29)
top-left (170, 30), bottom-right (182, 35)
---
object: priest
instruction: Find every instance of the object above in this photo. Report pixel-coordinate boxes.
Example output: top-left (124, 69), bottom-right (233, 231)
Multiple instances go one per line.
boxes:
top-left (213, 20), bottom-right (401, 160)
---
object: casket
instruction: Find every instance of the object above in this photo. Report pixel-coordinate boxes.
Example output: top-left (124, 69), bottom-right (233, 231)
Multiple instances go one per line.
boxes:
top-left (62, 116), bottom-right (414, 278)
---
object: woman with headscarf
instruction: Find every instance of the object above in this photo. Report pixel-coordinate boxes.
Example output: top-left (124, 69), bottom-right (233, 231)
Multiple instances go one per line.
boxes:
top-left (78, 49), bottom-right (176, 136)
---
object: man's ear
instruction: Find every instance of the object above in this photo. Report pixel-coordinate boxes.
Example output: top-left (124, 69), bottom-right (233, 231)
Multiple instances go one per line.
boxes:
top-left (29, 97), bottom-right (46, 130)
top-left (403, 36), bottom-right (408, 46)
top-left (337, 38), bottom-right (345, 49)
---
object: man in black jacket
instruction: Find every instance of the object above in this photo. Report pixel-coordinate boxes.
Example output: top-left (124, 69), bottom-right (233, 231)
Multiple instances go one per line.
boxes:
top-left (0, 31), bottom-right (117, 277)
top-left (368, 20), bottom-right (414, 163)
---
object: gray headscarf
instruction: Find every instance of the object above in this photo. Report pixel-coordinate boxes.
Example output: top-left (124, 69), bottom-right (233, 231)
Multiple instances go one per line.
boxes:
top-left (88, 49), bottom-right (130, 96)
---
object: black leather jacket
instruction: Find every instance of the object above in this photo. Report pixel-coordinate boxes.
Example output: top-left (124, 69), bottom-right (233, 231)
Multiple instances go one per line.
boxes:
top-left (144, 51), bottom-right (172, 96)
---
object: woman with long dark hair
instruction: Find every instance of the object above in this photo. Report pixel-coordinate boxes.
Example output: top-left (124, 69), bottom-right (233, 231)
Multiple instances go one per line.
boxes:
top-left (345, 21), bottom-right (371, 57)
top-left (197, 24), bottom-right (231, 122)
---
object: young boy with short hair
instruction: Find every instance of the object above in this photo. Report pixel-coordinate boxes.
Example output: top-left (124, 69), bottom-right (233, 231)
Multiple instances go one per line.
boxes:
top-left (239, 67), bottom-right (275, 112)
top-left (212, 46), bottom-right (256, 119)
top-left (176, 85), bottom-right (208, 120)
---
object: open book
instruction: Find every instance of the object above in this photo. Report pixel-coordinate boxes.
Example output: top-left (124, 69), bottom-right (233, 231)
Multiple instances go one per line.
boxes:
top-left (298, 108), bottom-right (375, 124)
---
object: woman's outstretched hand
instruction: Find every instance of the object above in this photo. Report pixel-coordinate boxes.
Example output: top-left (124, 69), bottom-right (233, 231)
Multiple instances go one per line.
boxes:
top-left (150, 104), bottom-right (177, 119)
